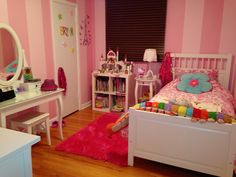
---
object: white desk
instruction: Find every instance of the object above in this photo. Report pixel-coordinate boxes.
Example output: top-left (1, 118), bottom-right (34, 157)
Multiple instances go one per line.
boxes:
top-left (0, 127), bottom-right (40, 177)
top-left (0, 88), bottom-right (64, 140)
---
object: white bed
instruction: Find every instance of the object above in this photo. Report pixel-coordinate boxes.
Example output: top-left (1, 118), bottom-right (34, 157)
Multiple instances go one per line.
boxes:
top-left (128, 53), bottom-right (236, 177)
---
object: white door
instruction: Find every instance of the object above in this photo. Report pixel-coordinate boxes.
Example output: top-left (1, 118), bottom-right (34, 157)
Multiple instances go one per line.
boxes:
top-left (51, 0), bottom-right (80, 117)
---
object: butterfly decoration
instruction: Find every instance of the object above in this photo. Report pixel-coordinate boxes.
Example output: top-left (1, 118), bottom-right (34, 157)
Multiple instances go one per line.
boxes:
top-left (80, 15), bottom-right (92, 45)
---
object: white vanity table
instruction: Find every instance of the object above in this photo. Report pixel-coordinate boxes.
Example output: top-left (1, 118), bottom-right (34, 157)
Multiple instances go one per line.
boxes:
top-left (0, 22), bottom-right (64, 177)
top-left (0, 88), bottom-right (64, 140)
top-left (0, 127), bottom-right (40, 177)
top-left (0, 23), bottom-right (64, 140)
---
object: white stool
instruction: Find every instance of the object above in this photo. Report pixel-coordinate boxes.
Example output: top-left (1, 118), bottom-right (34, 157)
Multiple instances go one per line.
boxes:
top-left (11, 112), bottom-right (51, 145)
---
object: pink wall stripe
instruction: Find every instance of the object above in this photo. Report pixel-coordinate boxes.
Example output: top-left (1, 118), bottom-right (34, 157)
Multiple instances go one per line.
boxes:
top-left (41, 0), bottom-right (56, 117)
top-left (182, 0), bottom-right (204, 53)
top-left (219, 0), bottom-right (236, 53)
top-left (88, 0), bottom-right (95, 71)
top-left (0, 0), bottom-right (9, 22)
top-left (86, 0), bottom-right (95, 101)
top-left (219, 0), bottom-right (236, 95)
top-left (77, 0), bottom-right (88, 104)
top-left (200, 0), bottom-right (224, 53)
top-left (2, 30), bottom-right (15, 65)
top-left (94, 0), bottom-right (105, 69)
top-left (164, 0), bottom-right (185, 53)
top-left (7, 0), bottom-right (31, 66)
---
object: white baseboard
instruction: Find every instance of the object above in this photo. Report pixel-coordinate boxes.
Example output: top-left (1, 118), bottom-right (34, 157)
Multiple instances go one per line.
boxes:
top-left (49, 100), bottom-right (91, 125)
top-left (80, 100), bottom-right (91, 110)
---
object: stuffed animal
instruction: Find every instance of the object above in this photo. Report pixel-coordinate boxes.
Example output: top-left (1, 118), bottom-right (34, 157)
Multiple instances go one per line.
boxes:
top-left (145, 101), bottom-right (152, 111)
top-left (186, 107), bottom-right (193, 118)
top-left (164, 103), bottom-right (172, 114)
top-left (137, 67), bottom-right (145, 76)
top-left (158, 102), bottom-right (165, 113)
top-left (216, 112), bottom-right (224, 123)
top-left (139, 102), bottom-right (146, 111)
top-left (151, 102), bottom-right (158, 112)
top-left (133, 101), bottom-right (234, 124)
top-left (199, 110), bottom-right (208, 123)
top-left (208, 112), bottom-right (217, 122)
top-left (223, 114), bottom-right (232, 124)
top-left (178, 106), bottom-right (187, 117)
top-left (171, 104), bottom-right (179, 116)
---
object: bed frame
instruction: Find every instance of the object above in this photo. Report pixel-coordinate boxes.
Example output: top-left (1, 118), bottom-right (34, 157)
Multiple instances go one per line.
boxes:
top-left (128, 53), bottom-right (236, 177)
top-left (171, 53), bottom-right (232, 90)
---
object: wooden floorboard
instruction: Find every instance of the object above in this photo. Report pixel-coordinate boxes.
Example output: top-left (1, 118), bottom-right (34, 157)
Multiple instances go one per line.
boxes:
top-left (32, 107), bottom-right (214, 177)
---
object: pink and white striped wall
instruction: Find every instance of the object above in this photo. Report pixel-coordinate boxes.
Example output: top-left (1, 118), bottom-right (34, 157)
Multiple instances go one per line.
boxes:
top-left (0, 0), bottom-right (94, 117)
top-left (0, 0), bottom-right (55, 116)
top-left (0, 0), bottom-right (235, 116)
top-left (93, 0), bottom-right (236, 99)
top-left (165, 0), bottom-right (236, 96)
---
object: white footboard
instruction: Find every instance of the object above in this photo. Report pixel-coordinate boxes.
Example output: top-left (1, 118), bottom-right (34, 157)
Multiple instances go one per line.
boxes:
top-left (128, 108), bottom-right (236, 177)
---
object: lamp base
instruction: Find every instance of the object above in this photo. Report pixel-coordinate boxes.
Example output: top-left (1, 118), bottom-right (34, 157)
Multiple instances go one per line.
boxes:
top-left (143, 70), bottom-right (155, 79)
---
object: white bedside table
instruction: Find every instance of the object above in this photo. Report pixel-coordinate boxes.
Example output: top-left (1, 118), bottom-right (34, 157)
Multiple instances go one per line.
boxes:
top-left (135, 75), bottom-right (159, 103)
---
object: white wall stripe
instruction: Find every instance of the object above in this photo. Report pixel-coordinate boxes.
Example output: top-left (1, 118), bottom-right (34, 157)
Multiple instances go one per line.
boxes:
top-left (25, 0), bottom-right (49, 113)
top-left (25, 0), bottom-right (47, 79)
top-left (181, 0), bottom-right (204, 53)
top-left (0, 0), bottom-right (9, 23)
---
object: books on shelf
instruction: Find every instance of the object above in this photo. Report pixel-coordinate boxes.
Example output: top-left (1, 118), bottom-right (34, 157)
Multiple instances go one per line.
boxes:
top-left (96, 77), bottom-right (109, 92)
top-left (92, 71), bottom-right (135, 112)
top-left (113, 78), bottom-right (126, 93)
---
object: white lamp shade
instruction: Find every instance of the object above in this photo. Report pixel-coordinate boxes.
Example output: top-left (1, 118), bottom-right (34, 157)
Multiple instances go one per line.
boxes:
top-left (143, 49), bottom-right (157, 62)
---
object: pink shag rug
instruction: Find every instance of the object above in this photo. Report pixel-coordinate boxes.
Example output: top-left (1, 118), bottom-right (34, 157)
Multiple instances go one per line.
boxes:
top-left (55, 113), bottom-right (128, 166)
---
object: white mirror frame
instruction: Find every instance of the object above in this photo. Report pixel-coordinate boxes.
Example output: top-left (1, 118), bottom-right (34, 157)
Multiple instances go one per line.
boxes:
top-left (0, 23), bottom-right (23, 86)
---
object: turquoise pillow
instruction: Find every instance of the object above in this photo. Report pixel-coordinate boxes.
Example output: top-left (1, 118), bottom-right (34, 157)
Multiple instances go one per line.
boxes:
top-left (4, 59), bottom-right (18, 73)
top-left (177, 73), bottom-right (212, 94)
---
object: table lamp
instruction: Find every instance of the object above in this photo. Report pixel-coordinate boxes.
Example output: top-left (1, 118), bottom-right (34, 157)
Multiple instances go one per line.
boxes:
top-left (143, 49), bottom-right (157, 78)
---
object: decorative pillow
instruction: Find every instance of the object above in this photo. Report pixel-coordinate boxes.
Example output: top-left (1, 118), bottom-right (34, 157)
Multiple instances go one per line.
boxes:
top-left (177, 73), bottom-right (212, 94)
top-left (173, 68), bottom-right (218, 81)
top-left (4, 59), bottom-right (18, 73)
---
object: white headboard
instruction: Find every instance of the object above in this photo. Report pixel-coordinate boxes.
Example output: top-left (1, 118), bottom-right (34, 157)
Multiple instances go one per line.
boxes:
top-left (170, 53), bottom-right (232, 89)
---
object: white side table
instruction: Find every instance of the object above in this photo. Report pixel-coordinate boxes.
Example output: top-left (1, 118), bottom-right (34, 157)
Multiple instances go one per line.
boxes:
top-left (135, 76), bottom-right (159, 103)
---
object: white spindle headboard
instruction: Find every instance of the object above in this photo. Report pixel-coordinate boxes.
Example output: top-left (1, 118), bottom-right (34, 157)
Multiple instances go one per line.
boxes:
top-left (170, 53), bottom-right (232, 89)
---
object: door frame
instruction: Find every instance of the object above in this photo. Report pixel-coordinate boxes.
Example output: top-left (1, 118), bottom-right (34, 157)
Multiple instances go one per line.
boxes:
top-left (50, 0), bottom-right (81, 111)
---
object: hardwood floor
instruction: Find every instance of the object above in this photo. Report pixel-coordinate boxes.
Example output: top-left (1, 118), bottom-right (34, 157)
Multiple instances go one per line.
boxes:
top-left (32, 107), bottom-right (215, 177)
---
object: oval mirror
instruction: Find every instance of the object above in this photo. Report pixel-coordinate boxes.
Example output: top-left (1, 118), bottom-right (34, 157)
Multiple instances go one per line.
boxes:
top-left (0, 23), bottom-right (23, 86)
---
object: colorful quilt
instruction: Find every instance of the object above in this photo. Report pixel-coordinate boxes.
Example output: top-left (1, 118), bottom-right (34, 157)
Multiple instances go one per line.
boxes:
top-left (151, 79), bottom-right (236, 117)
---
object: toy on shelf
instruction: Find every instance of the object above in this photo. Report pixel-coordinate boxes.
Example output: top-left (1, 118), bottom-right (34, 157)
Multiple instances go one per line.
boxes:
top-left (23, 67), bottom-right (33, 82)
top-left (111, 96), bottom-right (125, 112)
top-left (133, 101), bottom-right (235, 124)
top-left (98, 49), bottom-right (133, 75)
top-left (138, 91), bottom-right (149, 103)
top-left (106, 112), bottom-right (129, 134)
top-left (95, 95), bottom-right (109, 109)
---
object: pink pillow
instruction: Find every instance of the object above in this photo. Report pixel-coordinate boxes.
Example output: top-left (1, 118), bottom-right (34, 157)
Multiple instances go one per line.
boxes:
top-left (173, 69), bottom-right (218, 81)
